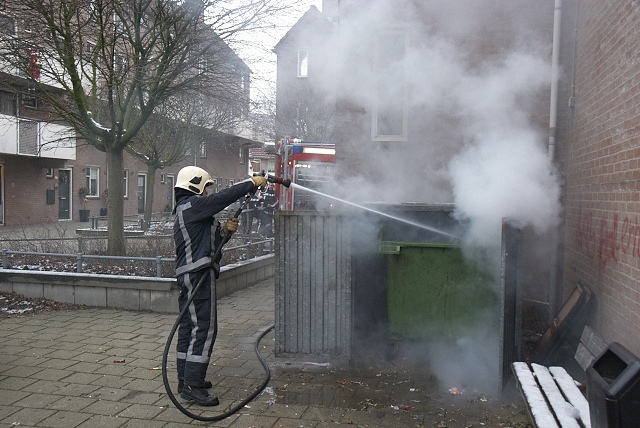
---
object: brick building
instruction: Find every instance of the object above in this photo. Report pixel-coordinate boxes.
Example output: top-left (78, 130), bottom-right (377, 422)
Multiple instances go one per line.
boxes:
top-left (0, 2), bottom-right (259, 226)
top-left (556, 0), bottom-right (640, 356)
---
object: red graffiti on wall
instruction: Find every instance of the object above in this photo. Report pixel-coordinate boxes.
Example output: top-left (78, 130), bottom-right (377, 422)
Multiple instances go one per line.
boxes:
top-left (576, 208), bottom-right (640, 265)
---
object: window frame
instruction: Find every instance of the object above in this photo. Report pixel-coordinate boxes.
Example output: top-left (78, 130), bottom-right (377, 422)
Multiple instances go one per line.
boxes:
top-left (0, 14), bottom-right (15, 36)
top-left (85, 166), bottom-right (100, 197)
top-left (371, 30), bottom-right (408, 142)
top-left (123, 169), bottom-right (129, 198)
top-left (297, 49), bottom-right (309, 78)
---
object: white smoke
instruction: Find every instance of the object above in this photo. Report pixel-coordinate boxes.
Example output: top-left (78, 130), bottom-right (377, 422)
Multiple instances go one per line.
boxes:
top-left (303, 0), bottom-right (562, 394)
top-left (314, 0), bottom-right (562, 256)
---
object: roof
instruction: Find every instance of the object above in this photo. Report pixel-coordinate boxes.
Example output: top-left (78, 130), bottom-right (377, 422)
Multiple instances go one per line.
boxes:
top-left (273, 5), bottom-right (334, 53)
top-left (249, 147), bottom-right (274, 159)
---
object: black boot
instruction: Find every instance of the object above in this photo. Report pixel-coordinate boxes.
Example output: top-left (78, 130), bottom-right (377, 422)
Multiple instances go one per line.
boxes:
top-left (178, 379), bottom-right (212, 393)
top-left (180, 386), bottom-right (219, 406)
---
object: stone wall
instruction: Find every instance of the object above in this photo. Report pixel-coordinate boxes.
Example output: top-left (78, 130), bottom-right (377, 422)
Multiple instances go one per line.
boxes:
top-left (0, 254), bottom-right (274, 313)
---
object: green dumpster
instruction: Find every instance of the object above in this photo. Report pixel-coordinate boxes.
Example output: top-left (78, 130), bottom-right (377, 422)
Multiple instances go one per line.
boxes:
top-left (380, 241), bottom-right (496, 341)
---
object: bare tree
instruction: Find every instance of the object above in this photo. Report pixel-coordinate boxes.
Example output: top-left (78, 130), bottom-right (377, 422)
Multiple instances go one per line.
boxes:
top-left (127, 87), bottom-right (248, 228)
top-left (0, 0), bottom-right (293, 255)
top-left (276, 84), bottom-right (335, 142)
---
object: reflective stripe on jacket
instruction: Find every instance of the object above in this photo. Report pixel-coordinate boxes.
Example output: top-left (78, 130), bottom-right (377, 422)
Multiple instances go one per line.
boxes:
top-left (174, 180), bottom-right (255, 277)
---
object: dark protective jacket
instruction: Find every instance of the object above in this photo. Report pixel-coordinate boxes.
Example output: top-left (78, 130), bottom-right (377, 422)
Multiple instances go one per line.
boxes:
top-left (174, 180), bottom-right (255, 277)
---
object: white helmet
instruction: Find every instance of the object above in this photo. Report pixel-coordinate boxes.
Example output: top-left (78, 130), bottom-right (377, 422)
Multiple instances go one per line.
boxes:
top-left (175, 166), bottom-right (214, 195)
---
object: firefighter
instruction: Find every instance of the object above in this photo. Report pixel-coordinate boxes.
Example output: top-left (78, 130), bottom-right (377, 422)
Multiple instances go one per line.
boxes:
top-left (173, 166), bottom-right (267, 406)
top-left (257, 184), bottom-right (278, 238)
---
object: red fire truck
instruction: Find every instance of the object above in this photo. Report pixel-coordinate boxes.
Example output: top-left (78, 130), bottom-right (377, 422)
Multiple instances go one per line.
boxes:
top-left (268, 138), bottom-right (336, 210)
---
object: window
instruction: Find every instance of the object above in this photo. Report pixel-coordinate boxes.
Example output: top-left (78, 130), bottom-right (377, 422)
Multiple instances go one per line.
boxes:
top-left (115, 54), bottom-right (126, 73)
top-left (297, 49), bottom-right (308, 77)
top-left (86, 41), bottom-right (95, 54)
top-left (45, 168), bottom-right (54, 178)
top-left (23, 95), bottom-right (37, 109)
top-left (197, 57), bottom-right (208, 74)
top-left (372, 31), bottom-right (407, 141)
top-left (85, 166), bottom-right (99, 196)
top-left (0, 90), bottom-right (17, 115)
top-left (113, 12), bottom-right (125, 33)
top-left (123, 169), bottom-right (128, 198)
top-left (0, 14), bottom-right (15, 36)
top-left (88, 1), bottom-right (97, 21)
top-left (22, 18), bottom-right (33, 33)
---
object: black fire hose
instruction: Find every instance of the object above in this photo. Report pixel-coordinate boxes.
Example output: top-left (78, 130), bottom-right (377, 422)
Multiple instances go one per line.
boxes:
top-left (161, 190), bottom-right (275, 422)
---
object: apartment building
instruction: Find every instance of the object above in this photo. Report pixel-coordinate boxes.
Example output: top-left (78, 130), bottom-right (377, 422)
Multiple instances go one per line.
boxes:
top-left (0, 1), bottom-right (258, 226)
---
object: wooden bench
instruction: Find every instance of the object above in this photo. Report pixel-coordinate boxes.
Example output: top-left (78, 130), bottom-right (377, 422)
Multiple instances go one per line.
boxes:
top-left (512, 326), bottom-right (606, 428)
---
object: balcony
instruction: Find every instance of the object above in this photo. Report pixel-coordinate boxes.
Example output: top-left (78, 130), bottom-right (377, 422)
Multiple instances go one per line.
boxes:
top-left (0, 114), bottom-right (76, 160)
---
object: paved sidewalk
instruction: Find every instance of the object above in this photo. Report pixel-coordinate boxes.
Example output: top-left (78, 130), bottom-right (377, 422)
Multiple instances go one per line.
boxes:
top-left (0, 279), bottom-right (532, 427)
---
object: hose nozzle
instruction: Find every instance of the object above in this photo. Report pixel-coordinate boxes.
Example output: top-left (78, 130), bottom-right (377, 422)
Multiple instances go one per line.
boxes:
top-left (267, 174), bottom-right (291, 188)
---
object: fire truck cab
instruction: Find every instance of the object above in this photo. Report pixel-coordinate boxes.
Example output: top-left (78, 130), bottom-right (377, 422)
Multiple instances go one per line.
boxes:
top-left (271, 138), bottom-right (336, 210)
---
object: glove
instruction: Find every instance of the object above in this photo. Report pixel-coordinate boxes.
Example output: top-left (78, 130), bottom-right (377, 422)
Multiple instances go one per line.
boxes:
top-left (251, 175), bottom-right (268, 190)
top-left (222, 217), bottom-right (239, 235)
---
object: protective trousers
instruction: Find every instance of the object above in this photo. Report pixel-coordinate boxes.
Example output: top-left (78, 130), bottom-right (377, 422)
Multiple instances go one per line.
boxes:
top-left (176, 268), bottom-right (217, 388)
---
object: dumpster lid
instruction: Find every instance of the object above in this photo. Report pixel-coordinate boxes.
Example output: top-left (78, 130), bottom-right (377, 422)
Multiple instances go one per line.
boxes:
top-left (379, 240), bottom-right (459, 255)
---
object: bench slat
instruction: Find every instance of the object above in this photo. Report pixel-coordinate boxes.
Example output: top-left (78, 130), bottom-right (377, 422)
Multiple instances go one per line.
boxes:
top-left (513, 362), bottom-right (560, 428)
top-left (531, 363), bottom-right (580, 428)
top-left (549, 366), bottom-right (591, 428)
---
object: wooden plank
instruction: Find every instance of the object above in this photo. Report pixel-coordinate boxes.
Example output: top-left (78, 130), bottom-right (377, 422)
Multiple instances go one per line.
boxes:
top-left (549, 366), bottom-right (591, 428)
top-left (532, 283), bottom-right (591, 363)
top-left (512, 362), bottom-right (559, 428)
top-left (530, 364), bottom-right (580, 428)
top-left (513, 362), bottom-right (590, 428)
top-left (574, 325), bottom-right (607, 372)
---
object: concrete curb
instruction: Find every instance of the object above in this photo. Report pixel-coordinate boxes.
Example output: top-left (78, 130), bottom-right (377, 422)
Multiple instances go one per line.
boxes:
top-left (0, 254), bottom-right (274, 313)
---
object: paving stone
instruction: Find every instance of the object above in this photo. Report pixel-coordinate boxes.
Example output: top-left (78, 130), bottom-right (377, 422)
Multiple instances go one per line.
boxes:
top-left (1, 407), bottom-right (56, 426)
top-left (82, 399), bottom-right (131, 416)
top-left (76, 414), bottom-right (128, 428)
top-left (0, 389), bottom-right (31, 405)
top-left (47, 395), bottom-right (95, 412)
top-left (35, 410), bottom-right (92, 428)
top-left (115, 403), bottom-right (164, 419)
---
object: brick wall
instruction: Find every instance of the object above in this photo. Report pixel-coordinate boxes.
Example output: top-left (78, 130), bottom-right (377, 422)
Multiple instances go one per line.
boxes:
top-left (560, 0), bottom-right (640, 355)
top-left (1, 156), bottom-right (60, 225)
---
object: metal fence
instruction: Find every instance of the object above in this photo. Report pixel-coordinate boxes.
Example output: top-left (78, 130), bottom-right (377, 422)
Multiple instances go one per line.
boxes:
top-left (0, 235), bottom-right (274, 278)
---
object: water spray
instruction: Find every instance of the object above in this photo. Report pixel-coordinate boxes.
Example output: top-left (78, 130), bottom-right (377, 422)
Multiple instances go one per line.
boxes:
top-left (288, 182), bottom-right (458, 240)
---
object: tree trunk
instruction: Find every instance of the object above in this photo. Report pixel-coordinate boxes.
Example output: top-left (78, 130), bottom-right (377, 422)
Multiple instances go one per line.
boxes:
top-left (106, 150), bottom-right (126, 255)
top-left (143, 165), bottom-right (157, 230)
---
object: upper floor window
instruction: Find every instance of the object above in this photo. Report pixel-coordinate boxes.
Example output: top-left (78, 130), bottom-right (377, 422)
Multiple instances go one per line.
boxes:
top-left (297, 49), bottom-right (308, 78)
top-left (0, 90), bottom-right (17, 115)
top-left (372, 31), bottom-right (407, 141)
top-left (22, 18), bottom-right (33, 33)
top-left (88, 0), bottom-right (98, 21)
top-left (115, 54), bottom-right (126, 74)
top-left (123, 169), bottom-right (129, 198)
top-left (23, 95), bottom-right (37, 109)
top-left (85, 166), bottom-right (100, 196)
top-left (0, 14), bottom-right (15, 36)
